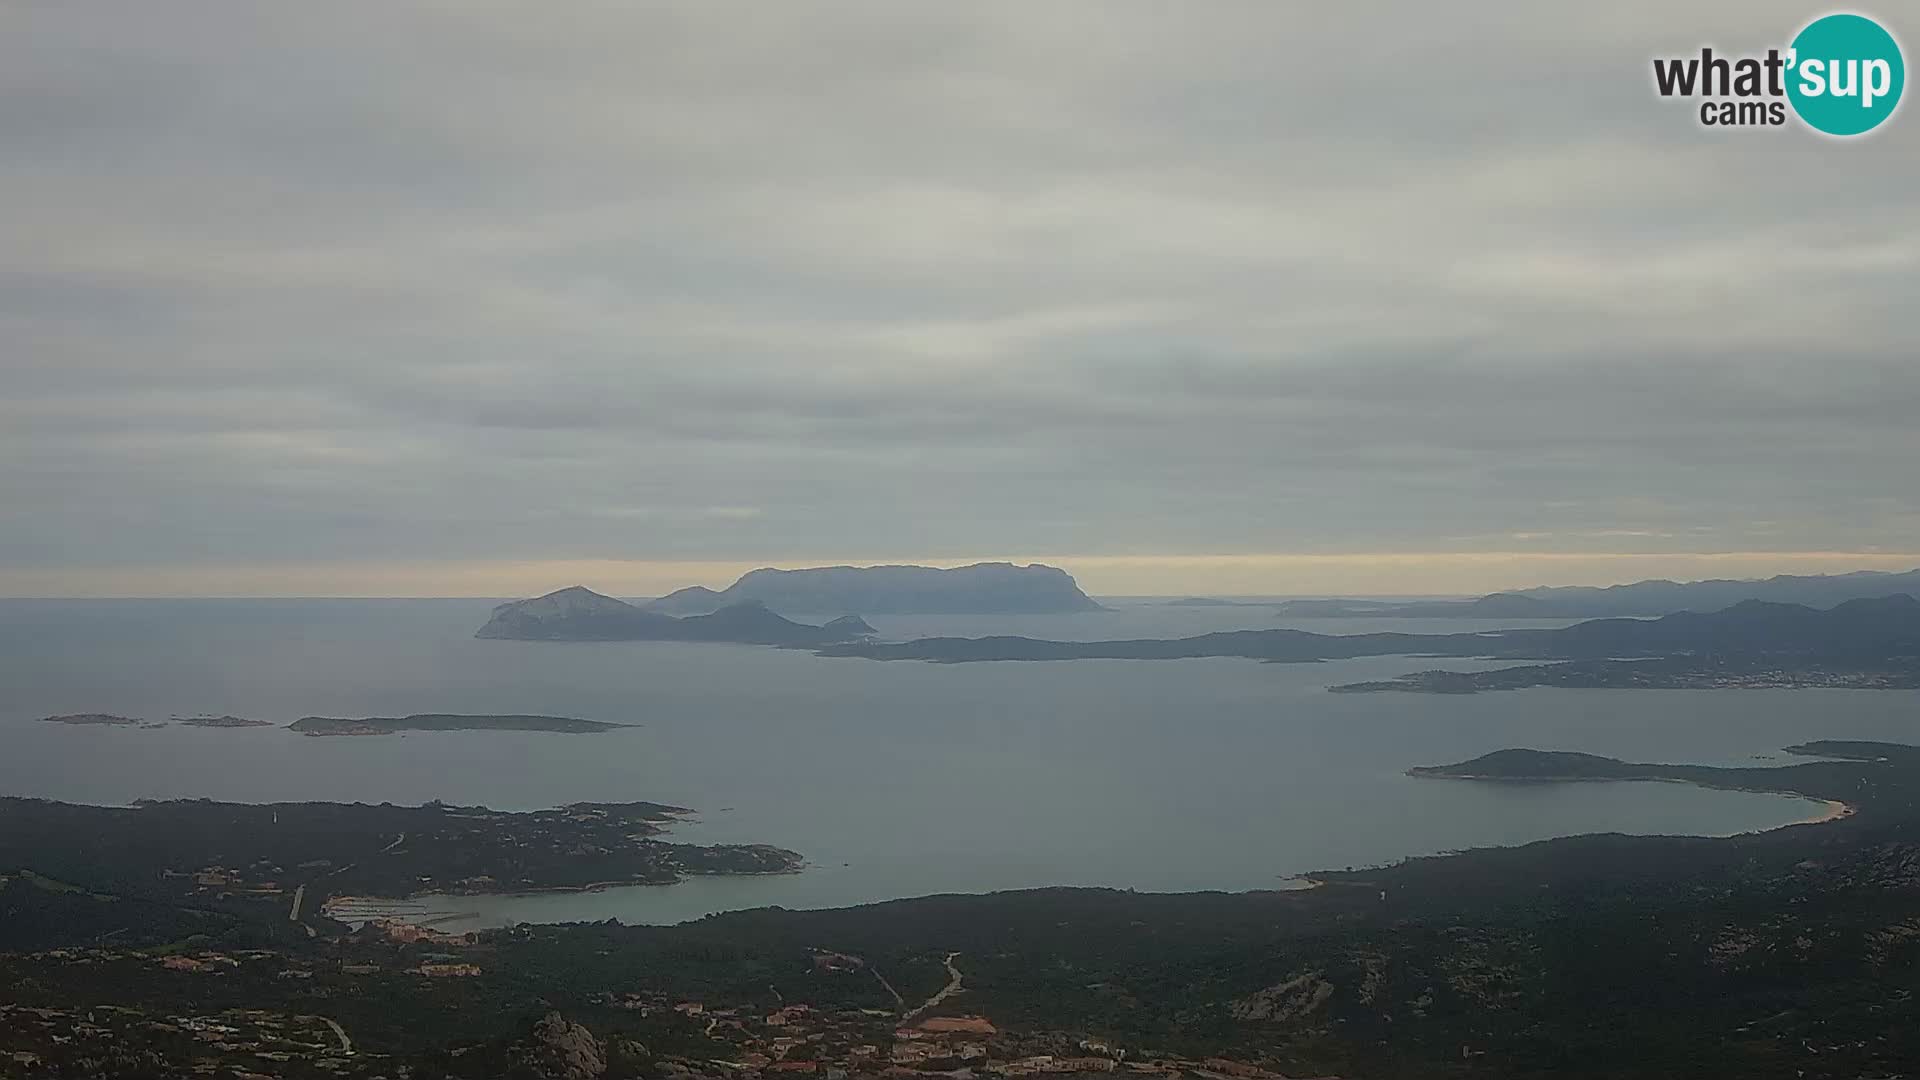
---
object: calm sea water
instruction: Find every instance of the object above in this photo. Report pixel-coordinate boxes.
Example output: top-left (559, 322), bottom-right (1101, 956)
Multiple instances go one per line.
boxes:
top-left (2, 598), bottom-right (1913, 926)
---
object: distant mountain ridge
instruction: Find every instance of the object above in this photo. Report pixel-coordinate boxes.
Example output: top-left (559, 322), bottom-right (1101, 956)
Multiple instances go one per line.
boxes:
top-left (475, 586), bottom-right (877, 645)
top-left (822, 593), bottom-right (1920, 664)
top-left (646, 562), bottom-right (1103, 615)
top-left (1269, 567), bottom-right (1920, 619)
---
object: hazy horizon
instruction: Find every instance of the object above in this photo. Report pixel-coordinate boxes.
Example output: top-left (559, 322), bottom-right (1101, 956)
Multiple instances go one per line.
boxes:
top-left (6, 550), bottom-right (1920, 600)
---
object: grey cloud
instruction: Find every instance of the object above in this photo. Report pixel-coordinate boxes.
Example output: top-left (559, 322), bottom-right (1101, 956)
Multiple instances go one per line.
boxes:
top-left (2, 1), bottom-right (1917, 586)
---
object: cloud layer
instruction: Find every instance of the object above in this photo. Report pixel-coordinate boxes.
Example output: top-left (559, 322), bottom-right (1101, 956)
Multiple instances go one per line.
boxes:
top-left (4, 2), bottom-right (1917, 594)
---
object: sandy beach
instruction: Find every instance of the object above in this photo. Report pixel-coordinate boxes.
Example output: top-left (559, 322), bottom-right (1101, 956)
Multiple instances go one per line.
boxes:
top-left (1800, 799), bottom-right (1856, 826)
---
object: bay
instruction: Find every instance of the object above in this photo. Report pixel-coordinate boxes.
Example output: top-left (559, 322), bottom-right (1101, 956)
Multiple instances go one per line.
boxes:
top-left (2, 597), bottom-right (1907, 926)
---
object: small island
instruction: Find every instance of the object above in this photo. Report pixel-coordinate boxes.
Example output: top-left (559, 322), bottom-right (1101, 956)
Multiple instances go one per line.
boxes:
top-left (38, 713), bottom-right (141, 727)
top-left (289, 713), bottom-right (629, 736)
top-left (174, 714), bottom-right (274, 728)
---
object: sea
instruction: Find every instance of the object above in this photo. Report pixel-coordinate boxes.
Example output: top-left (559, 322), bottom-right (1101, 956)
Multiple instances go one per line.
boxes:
top-left (3, 597), bottom-right (1914, 927)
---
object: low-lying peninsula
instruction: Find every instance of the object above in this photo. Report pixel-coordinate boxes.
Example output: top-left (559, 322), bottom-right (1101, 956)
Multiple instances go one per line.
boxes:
top-left (0, 795), bottom-right (802, 922)
top-left (1403, 741), bottom-right (1916, 823)
top-left (1332, 657), bottom-right (1920, 694)
top-left (288, 713), bottom-right (628, 736)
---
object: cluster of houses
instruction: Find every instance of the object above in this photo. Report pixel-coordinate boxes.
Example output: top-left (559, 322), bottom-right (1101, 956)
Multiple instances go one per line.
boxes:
top-left (607, 988), bottom-right (1315, 1080)
top-left (0, 1001), bottom-right (361, 1075)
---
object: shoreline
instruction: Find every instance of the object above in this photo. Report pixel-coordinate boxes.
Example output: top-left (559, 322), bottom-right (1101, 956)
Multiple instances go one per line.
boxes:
top-left (438, 860), bottom-right (810, 899)
top-left (1799, 798), bottom-right (1855, 825)
top-left (1408, 770), bottom-right (1861, 833)
top-left (321, 860), bottom-right (811, 919)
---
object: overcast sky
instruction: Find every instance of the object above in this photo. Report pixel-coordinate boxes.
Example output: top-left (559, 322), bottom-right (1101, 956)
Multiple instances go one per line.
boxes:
top-left (4, 2), bottom-right (1917, 597)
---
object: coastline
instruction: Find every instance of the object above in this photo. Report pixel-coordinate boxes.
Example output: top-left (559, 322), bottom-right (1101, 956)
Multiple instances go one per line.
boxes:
top-left (320, 863), bottom-right (813, 929)
top-left (1407, 770), bottom-right (1861, 833)
top-left (1800, 798), bottom-right (1855, 825)
top-left (318, 854), bottom-right (810, 923)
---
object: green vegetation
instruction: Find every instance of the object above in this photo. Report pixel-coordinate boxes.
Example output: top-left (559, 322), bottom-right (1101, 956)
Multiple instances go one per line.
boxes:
top-left (7, 743), bottom-right (1920, 1077)
top-left (0, 796), bottom-right (799, 952)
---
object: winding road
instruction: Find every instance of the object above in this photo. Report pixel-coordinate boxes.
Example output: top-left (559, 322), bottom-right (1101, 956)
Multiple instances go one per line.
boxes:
top-left (315, 1016), bottom-right (352, 1055)
top-left (905, 952), bottom-right (964, 1020)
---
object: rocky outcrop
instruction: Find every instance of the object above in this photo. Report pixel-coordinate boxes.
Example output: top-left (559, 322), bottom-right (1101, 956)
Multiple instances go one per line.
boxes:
top-left (507, 1012), bottom-right (606, 1080)
top-left (1227, 973), bottom-right (1335, 1022)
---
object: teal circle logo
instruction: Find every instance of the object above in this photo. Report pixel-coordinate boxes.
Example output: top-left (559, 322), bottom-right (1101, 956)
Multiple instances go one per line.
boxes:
top-left (1786, 13), bottom-right (1905, 136)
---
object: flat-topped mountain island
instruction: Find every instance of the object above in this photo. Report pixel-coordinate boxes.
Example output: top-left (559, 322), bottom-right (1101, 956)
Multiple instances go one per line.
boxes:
top-left (646, 561), bottom-right (1104, 615)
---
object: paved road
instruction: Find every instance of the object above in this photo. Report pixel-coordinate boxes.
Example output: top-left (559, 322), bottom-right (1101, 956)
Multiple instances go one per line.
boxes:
top-left (288, 884), bottom-right (306, 922)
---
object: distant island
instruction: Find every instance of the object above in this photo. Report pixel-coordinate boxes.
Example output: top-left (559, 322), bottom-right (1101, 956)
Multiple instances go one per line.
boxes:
top-left (39, 713), bottom-right (272, 730)
top-left (1159, 596), bottom-right (1275, 608)
top-left (38, 713), bottom-right (141, 727)
top-left (1273, 594), bottom-right (1553, 618)
top-left (174, 714), bottom-right (273, 728)
top-left (289, 713), bottom-right (628, 736)
top-left (1272, 566), bottom-right (1920, 619)
top-left (475, 585), bottom-right (878, 644)
top-left (1332, 656), bottom-right (1920, 694)
top-left (820, 595), bottom-right (1920, 684)
top-left (646, 562), bottom-right (1104, 615)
